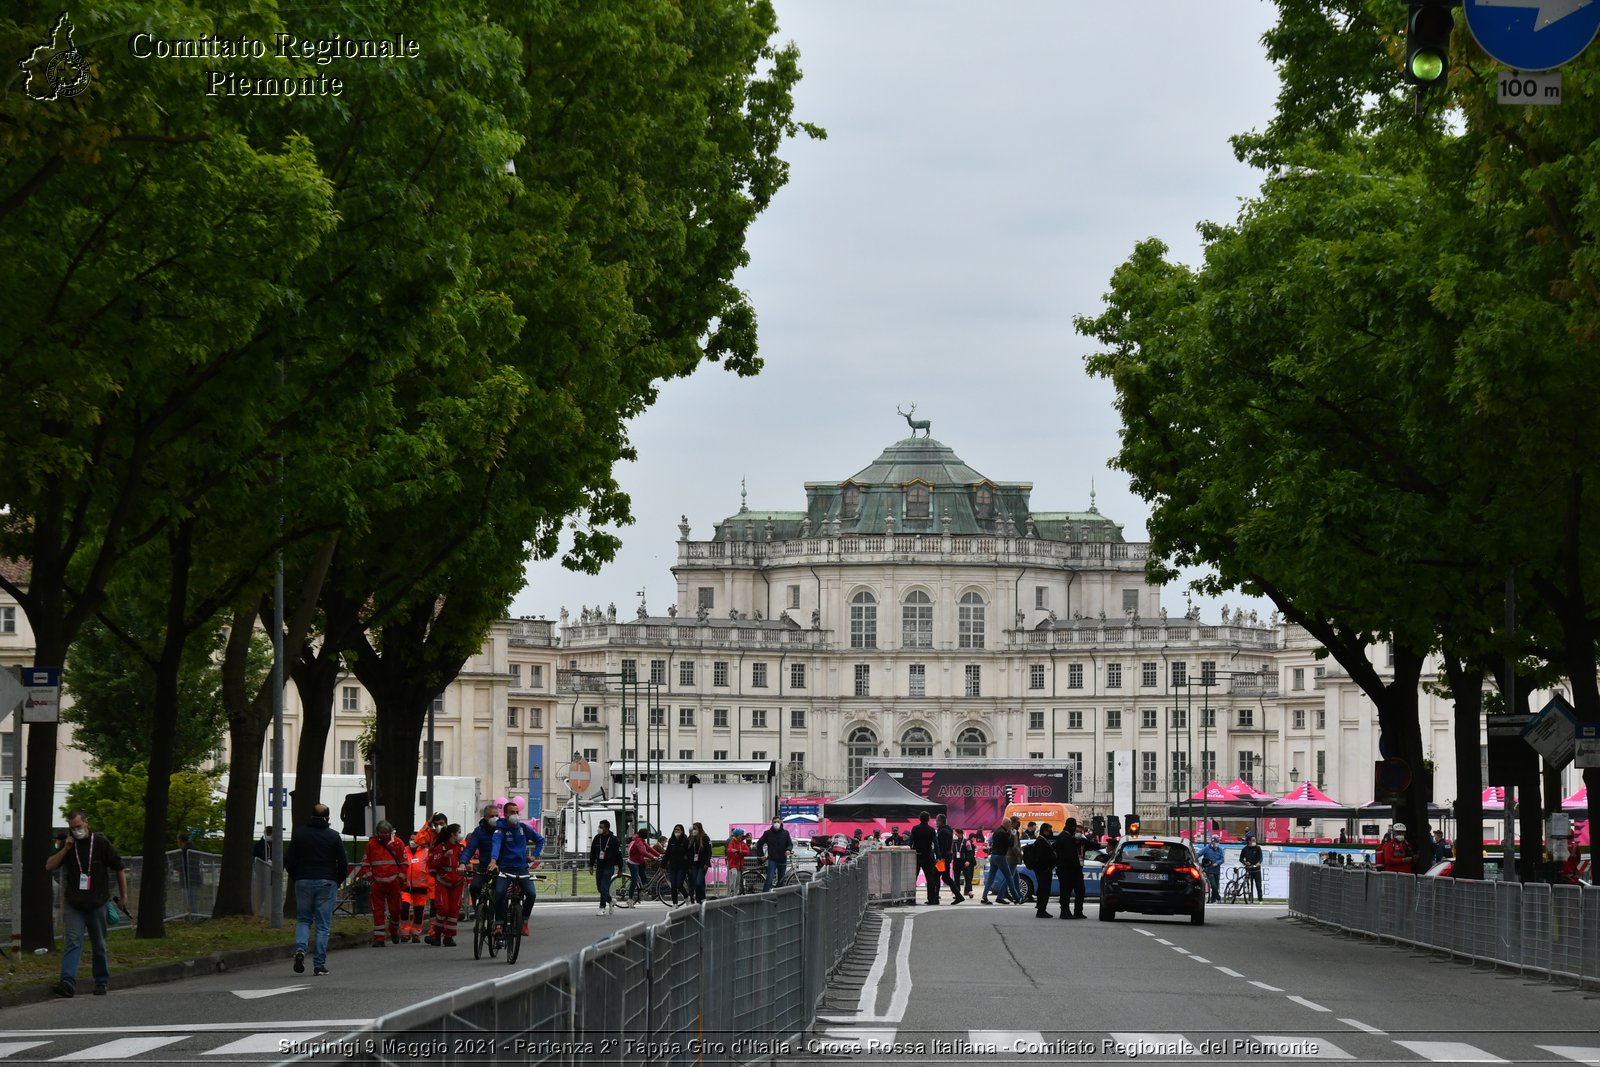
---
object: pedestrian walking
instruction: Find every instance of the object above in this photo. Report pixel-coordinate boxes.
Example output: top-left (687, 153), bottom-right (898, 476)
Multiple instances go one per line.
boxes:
top-left (45, 810), bottom-right (130, 997)
top-left (755, 819), bottom-right (794, 891)
top-left (1431, 829), bottom-right (1452, 864)
top-left (981, 820), bottom-right (1016, 904)
top-left (590, 819), bottom-right (624, 913)
top-left (663, 825), bottom-right (691, 905)
top-left (688, 822), bottom-right (714, 903)
top-left (935, 814), bottom-right (963, 902)
top-left (1053, 818), bottom-right (1087, 919)
top-left (957, 830), bottom-right (977, 896)
top-left (724, 828), bottom-right (751, 894)
top-left (359, 821), bottom-right (407, 946)
top-left (1197, 836), bottom-right (1223, 903)
top-left (909, 811), bottom-right (940, 905)
top-left (285, 803), bottom-right (347, 976)
top-left (1025, 824), bottom-right (1056, 918)
top-left (401, 839), bottom-right (431, 942)
top-left (424, 824), bottom-right (466, 945)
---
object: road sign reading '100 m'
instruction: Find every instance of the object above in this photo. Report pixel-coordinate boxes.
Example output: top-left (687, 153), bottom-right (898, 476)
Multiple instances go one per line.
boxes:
top-left (1498, 68), bottom-right (1563, 102)
top-left (1466, 0), bottom-right (1600, 71)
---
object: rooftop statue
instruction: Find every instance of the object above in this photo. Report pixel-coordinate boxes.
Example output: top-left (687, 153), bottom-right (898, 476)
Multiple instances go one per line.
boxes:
top-left (896, 403), bottom-right (931, 439)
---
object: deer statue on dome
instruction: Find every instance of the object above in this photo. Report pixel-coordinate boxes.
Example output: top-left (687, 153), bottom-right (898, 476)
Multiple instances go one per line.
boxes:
top-left (896, 403), bottom-right (931, 439)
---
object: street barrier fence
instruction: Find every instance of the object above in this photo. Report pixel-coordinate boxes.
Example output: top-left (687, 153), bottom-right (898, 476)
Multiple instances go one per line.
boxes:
top-left (1288, 864), bottom-right (1600, 986)
top-left (281, 848), bottom-right (915, 1066)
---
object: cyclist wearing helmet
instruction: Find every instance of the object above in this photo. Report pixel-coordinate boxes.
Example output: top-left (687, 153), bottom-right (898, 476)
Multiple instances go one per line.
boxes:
top-left (1376, 822), bottom-right (1415, 873)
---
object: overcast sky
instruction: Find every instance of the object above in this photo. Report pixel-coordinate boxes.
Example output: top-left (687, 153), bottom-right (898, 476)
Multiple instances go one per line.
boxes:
top-left (513, 0), bottom-right (1283, 623)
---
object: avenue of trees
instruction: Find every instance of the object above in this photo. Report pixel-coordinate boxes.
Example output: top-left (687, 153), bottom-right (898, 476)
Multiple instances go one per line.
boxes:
top-left (0, 0), bottom-right (819, 944)
top-left (1078, 0), bottom-right (1600, 875)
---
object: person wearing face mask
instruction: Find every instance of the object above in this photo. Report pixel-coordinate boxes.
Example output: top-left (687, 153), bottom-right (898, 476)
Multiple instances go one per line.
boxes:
top-left (424, 824), bottom-right (466, 946)
top-left (358, 820), bottom-right (407, 946)
top-left (755, 818), bottom-right (794, 892)
top-left (460, 802), bottom-right (503, 919)
top-left (285, 803), bottom-right (348, 976)
top-left (663, 824), bottom-right (691, 905)
top-left (487, 801), bottom-right (545, 938)
top-left (45, 810), bottom-right (130, 997)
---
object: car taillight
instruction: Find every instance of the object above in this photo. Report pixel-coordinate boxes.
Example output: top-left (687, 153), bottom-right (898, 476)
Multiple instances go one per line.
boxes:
top-left (1176, 866), bottom-right (1201, 880)
top-left (1104, 863), bottom-right (1129, 878)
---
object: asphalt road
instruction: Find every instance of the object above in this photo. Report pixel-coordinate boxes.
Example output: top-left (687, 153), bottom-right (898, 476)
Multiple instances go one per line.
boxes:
top-left (2, 899), bottom-right (1597, 1065)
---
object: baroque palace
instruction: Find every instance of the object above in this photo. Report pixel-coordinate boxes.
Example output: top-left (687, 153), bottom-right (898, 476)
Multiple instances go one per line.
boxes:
top-left (0, 429), bottom-right (1555, 835)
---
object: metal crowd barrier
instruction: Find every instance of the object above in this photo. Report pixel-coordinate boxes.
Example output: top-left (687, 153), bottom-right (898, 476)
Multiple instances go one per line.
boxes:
top-left (280, 848), bottom-right (913, 1066)
top-left (1288, 864), bottom-right (1599, 987)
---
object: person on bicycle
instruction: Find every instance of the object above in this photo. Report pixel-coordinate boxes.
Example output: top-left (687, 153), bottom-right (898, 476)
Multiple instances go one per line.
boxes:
top-left (627, 829), bottom-right (660, 901)
top-left (589, 819), bottom-right (623, 915)
top-left (1240, 831), bottom-right (1265, 901)
top-left (487, 801), bottom-right (544, 938)
top-left (725, 829), bottom-right (751, 894)
top-left (1197, 836), bottom-right (1224, 903)
top-left (755, 818), bottom-right (794, 891)
top-left (459, 802), bottom-right (502, 915)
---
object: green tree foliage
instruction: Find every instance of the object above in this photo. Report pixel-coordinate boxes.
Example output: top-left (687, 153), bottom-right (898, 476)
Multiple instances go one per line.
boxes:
top-left (63, 766), bottom-right (224, 853)
top-left (62, 604), bottom-right (250, 773)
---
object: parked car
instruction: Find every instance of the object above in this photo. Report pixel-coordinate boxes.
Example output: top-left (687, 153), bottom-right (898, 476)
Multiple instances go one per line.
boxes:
top-left (1423, 856), bottom-right (1506, 880)
top-left (1098, 835), bottom-right (1207, 925)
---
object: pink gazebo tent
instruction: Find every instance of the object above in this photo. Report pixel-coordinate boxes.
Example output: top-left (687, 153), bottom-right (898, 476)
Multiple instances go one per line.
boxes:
top-left (1189, 780), bottom-right (1236, 803)
top-left (1563, 785), bottom-right (1588, 811)
top-left (1224, 778), bottom-right (1276, 801)
top-left (1276, 781), bottom-right (1342, 808)
top-left (1482, 786), bottom-right (1514, 807)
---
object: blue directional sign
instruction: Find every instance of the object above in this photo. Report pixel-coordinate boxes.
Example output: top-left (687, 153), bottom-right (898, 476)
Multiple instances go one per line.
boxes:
top-left (1465, 0), bottom-right (1600, 71)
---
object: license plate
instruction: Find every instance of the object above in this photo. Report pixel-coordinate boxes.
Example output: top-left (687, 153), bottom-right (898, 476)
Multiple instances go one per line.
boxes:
top-left (1134, 872), bottom-right (1165, 882)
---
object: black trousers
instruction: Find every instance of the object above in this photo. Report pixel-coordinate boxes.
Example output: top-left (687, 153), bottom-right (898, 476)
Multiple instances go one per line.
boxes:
top-left (917, 853), bottom-right (941, 903)
top-left (1058, 866), bottom-right (1085, 915)
top-left (1030, 864), bottom-right (1054, 914)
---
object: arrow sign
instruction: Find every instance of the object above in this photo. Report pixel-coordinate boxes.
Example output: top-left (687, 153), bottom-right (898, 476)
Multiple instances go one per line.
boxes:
top-left (231, 984), bottom-right (310, 999)
top-left (1467, 0), bottom-right (1600, 69)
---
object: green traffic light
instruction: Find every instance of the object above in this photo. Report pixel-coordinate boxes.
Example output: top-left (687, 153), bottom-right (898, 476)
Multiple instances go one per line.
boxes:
top-left (1409, 50), bottom-right (1446, 84)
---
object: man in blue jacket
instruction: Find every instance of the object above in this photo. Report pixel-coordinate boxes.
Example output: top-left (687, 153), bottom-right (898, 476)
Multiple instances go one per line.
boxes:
top-left (1197, 836), bottom-right (1224, 903)
top-left (487, 801), bottom-right (544, 937)
top-left (285, 803), bottom-right (347, 977)
top-left (459, 803), bottom-right (501, 913)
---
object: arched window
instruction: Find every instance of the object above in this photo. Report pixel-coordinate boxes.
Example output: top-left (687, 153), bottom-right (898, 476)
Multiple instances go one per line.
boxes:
top-left (901, 590), bottom-right (933, 648)
top-left (973, 484), bottom-right (995, 521)
top-left (841, 484), bottom-right (860, 521)
top-left (906, 483), bottom-right (930, 520)
top-left (959, 591), bottom-right (986, 649)
top-left (847, 726), bottom-right (878, 786)
top-left (850, 591), bottom-right (877, 649)
top-left (900, 726), bottom-right (933, 758)
top-left (956, 727), bottom-right (987, 758)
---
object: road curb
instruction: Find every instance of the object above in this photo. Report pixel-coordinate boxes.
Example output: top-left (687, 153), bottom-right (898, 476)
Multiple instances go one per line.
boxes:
top-left (1, 930), bottom-right (363, 1009)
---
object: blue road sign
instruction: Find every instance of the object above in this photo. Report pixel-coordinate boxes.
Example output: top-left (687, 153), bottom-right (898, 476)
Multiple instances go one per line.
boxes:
top-left (1465, 0), bottom-right (1600, 71)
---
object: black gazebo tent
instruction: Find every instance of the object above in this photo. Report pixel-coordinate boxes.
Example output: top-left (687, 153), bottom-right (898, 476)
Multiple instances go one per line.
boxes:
top-left (823, 772), bottom-right (947, 821)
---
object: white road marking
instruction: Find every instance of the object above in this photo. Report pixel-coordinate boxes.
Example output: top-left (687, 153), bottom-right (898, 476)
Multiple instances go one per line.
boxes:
top-left (1216, 966), bottom-right (1246, 978)
top-left (814, 1028), bottom-right (896, 1052)
top-left (1286, 995), bottom-right (1330, 1012)
top-left (1133, 927), bottom-right (1155, 936)
top-left (50, 1036), bottom-right (186, 1061)
top-left (1170, 945), bottom-right (1190, 953)
top-left (855, 916), bottom-right (892, 1015)
top-left (231, 985), bottom-right (310, 1000)
top-left (1154, 937), bottom-right (1173, 945)
top-left (1338, 1018), bottom-right (1387, 1035)
top-left (204, 1032), bottom-right (325, 1056)
top-left (1248, 980), bottom-right (1285, 992)
top-left (883, 915), bottom-right (914, 1022)
top-left (1250, 1034), bottom-right (1353, 1059)
top-left (1539, 1047), bottom-right (1600, 1065)
top-left (1, 1021), bottom-right (370, 1038)
top-left (831, 915), bottom-right (914, 1024)
top-left (1395, 1040), bottom-right (1507, 1062)
top-left (1189, 955), bottom-right (1211, 963)
top-left (1108, 1033), bottom-right (1198, 1056)
top-left (0, 1044), bottom-right (47, 1060)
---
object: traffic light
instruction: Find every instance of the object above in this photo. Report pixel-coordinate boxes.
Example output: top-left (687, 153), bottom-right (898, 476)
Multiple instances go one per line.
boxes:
top-left (1106, 815), bottom-right (1121, 839)
top-left (1404, 1), bottom-right (1453, 90)
top-left (1124, 813), bottom-right (1141, 837)
top-left (1091, 814), bottom-right (1106, 839)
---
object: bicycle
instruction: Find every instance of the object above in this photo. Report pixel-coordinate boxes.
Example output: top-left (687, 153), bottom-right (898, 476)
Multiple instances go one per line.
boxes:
top-left (494, 871), bottom-right (537, 964)
top-left (612, 864), bottom-right (669, 907)
top-left (1222, 865), bottom-right (1259, 904)
top-left (471, 882), bottom-right (498, 961)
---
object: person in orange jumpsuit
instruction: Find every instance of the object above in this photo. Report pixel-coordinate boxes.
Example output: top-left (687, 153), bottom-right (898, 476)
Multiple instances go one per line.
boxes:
top-left (409, 813), bottom-right (446, 931)
top-left (401, 840), bottom-right (432, 942)
top-left (359, 821), bottom-right (407, 946)
top-left (425, 824), bottom-right (466, 946)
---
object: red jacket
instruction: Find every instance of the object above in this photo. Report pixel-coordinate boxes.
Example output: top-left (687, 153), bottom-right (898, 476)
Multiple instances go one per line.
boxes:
top-left (726, 836), bottom-right (751, 870)
top-left (1376, 839), bottom-right (1414, 873)
top-left (361, 834), bottom-right (408, 884)
top-left (628, 837), bottom-right (661, 865)
top-left (430, 841), bottom-right (465, 886)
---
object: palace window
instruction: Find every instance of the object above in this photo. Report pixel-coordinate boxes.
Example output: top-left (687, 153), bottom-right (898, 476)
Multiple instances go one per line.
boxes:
top-left (902, 591), bottom-right (934, 648)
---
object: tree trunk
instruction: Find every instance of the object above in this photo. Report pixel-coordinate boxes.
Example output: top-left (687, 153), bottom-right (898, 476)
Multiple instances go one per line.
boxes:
top-left (21, 617), bottom-right (68, 951)
top-left (1443, 655), bottom-right (1485, 880)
